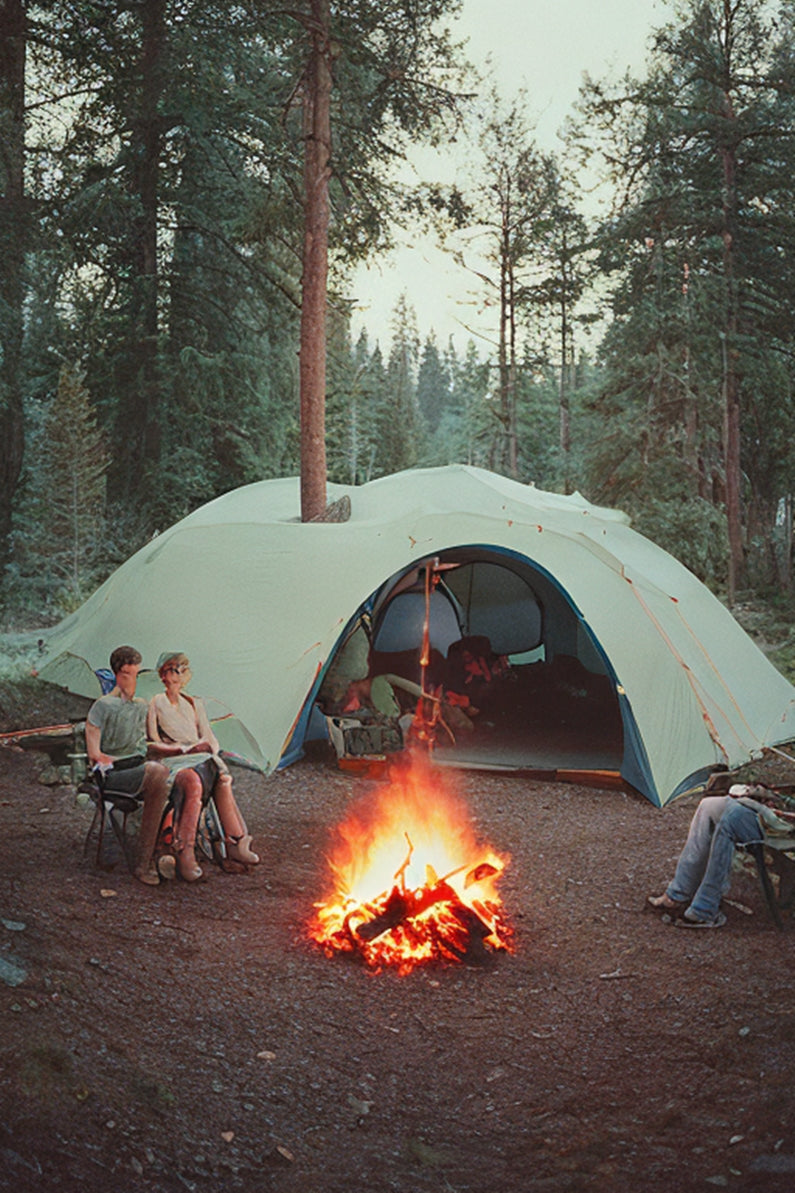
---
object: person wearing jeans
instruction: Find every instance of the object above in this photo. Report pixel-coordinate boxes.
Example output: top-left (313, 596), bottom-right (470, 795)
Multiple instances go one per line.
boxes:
top-left (648, 787), bottom-right (795, 928)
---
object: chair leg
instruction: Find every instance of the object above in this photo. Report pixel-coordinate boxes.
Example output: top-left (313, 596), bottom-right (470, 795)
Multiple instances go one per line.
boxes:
top-left (84, 794), bottom-right (140, 872)
top-left (83, 803), bottom-right (101, 858)
top-left (746, 841), bottom-right (783, 931)
top-left (96, 800), bottom-right (108, 866)
top-left (768, 850), bottom-right (795, 911)
top-left (196, 797), bottom-right (227, 864)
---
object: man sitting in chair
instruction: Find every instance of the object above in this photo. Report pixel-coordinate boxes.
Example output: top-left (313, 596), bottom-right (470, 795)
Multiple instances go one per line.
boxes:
top-left (85, 645), bottom-right (171, 887)
top-left (647, 782), bottom-right (795, 928)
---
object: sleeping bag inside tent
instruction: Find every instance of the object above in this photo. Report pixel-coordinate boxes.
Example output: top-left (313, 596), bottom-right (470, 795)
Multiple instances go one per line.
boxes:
top-left (38, 465), bottom-right (795, 807)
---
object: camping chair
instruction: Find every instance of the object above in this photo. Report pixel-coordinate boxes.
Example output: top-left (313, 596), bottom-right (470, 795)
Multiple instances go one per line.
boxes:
top-left (70, 722), bottom-right (132, 869)
top-left (76, 722), bottom-right (228, 875)
top-left (738, 836), bottom-right (795, 931)
top-left (74, 719), bottom-right (156, 872)
top-left (82, 766), bottom-right (229, 874)
top-left (80, 765), bottom-right (148, 871)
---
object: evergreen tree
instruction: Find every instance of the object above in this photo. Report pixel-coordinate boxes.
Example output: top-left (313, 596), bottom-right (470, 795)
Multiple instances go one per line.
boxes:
top-left (14, 363), bottom-right (109, 617)
top-left (579, 0), bottom-right (795, 594)
top-left (357, 337), bottom-right (388, 482)
top-left (438, 87), bottom-right (560, 477)
top-left (416, 333), bottom-right (451, 435)
top-left (453, 339), bottom-right (495, 469)
top-left (374, 294), bottom-right (419, 475)
top-left (0, 0), bottom-right (28, 577)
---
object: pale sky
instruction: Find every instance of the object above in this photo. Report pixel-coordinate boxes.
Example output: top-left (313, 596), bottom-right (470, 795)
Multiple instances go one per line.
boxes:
top-left (349, 0), bottom-right (667, 353)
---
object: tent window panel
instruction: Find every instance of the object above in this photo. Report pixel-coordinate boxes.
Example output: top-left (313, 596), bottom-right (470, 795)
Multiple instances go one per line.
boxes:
top-left (372, 591), bottom-right (462, 657)
top-left (443, 562), bottom-right (542, 655)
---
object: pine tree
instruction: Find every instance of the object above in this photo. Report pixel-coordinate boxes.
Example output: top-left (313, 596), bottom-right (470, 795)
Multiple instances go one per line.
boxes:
top-left (416, 333), bottom-right (451, 435)
top-left (375, 294), bottom-right (420, 475)
top-left (0, 0), bottom-right (28, 579)
top-left (17, 363), bottom-right (109, 614)
top-left (439, 87), bottom-right (560, 478)
top-left (579, 0), bottom-right (795, 594)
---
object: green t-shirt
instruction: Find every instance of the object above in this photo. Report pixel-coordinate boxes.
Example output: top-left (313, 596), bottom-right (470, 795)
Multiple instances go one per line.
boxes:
top-left (87, 693), bottom-right (147, 758)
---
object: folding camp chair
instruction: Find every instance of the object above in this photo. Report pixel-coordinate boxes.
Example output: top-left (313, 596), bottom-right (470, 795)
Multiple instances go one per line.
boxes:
top-left (76, 721), bottom-right (233, 876)
top-left (739, 836), bottom-right (795, 931)
top-left (69, 722), bottom-right (137, 870)
top-left (80, 768), bottom-right (147, 871)
top-left (82, 771), bottom-right (232, 873)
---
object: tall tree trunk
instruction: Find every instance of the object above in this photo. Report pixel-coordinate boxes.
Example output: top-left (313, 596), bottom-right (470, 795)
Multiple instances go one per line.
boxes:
top-left (300, 0), bottom-right (331, 521)
top-left (498, 184), bottom-right (518, 478)
top-left (558, 230), bottom-right (571, 494)
top-left (114, 0), bottom-right (165, 497)
top-left (0, 0), bottom-right (26, 575)
top-left (720, 94), bottom-right (743, 604)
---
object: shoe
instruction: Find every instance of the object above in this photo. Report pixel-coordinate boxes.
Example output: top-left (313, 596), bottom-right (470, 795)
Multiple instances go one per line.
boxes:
top-left (133, 864), bottom-right (160, 887)
top-left (157, 855), bottom-right (176, 881)
top-left (176, 850), bottom-right (203, 882)
top-left (674, 909), bottom-right (727, 929)
top-left (647, 893), bottom-right (682, 912)
top-left (227, 834), bottom-right (260, 866)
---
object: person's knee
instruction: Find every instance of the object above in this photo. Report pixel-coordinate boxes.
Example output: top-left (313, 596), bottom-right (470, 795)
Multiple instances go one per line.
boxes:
top-left (719, 800), bottom-right (759, 841)
top-left (143, 761), bottom-right (170, 801)
top-left (698, 795), bottom-right (730, 820)
top-left (177, 771), bottom-right (203, 806)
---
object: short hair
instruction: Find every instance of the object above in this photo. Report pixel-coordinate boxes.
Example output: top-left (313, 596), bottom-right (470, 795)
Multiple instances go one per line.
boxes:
top-left (109, 645), bottom-right (142, 674)
top-left (156, 650), bottom-right (189, 676)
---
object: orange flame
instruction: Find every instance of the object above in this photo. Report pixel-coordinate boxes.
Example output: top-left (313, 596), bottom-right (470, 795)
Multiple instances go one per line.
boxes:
top-left (308, 755), bottom-right (514, 973)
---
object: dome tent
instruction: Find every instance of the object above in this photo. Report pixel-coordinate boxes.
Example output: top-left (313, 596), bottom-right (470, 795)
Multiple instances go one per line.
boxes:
top-left (40, 465), bottom-right (795, 807)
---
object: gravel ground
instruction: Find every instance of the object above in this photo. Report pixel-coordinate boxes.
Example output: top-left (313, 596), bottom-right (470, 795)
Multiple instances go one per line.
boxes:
top-left (1, 702), bottom-right (795, 1193)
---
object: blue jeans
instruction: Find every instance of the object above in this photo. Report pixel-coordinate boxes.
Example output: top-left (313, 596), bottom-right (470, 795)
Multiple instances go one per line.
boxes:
top-left (667, 795), bottom-right (763, 920)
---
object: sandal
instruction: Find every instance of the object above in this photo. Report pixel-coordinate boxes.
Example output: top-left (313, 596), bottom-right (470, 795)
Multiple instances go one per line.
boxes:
top-left (227, 834), bottom-right (260, 866)
top-left (674, 910), bottom-right (726, 929)
top-left (133, 863), bottom-right (160, 887)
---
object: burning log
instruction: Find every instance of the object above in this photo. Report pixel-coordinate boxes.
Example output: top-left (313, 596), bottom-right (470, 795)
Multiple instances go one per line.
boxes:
top-left (309, 767), bottom-right (515, 973)
top-left (353, 877), bottom-right (466, 942)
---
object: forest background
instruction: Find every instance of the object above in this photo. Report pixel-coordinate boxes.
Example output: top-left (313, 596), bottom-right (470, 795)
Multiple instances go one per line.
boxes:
top-left (1, 0), bottom-right (794, 680)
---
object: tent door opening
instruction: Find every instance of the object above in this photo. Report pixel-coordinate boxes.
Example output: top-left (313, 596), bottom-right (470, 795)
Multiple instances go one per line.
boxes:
top-left (312, 547), bottom-right (626, 784)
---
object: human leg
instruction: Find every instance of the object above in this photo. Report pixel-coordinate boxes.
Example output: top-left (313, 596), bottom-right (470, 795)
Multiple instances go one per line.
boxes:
top-left (664, 796), bottom-right (732, 905)
top-left (214, 773), bottom-right (259, 865)
top-left (173, 769), bottom-right (204, 881)
top-left (133, 762), bottom-right (171, 885)
top-left (685, 800), bottom-right (761, 922)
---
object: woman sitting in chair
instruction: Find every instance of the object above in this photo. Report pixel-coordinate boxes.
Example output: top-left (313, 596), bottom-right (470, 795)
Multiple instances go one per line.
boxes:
top-left (146, 651), bottom-right (259, 881)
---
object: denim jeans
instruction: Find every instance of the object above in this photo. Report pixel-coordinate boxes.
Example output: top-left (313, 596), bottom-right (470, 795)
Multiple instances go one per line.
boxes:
top-left (667, 795), bottom-right (763, 920)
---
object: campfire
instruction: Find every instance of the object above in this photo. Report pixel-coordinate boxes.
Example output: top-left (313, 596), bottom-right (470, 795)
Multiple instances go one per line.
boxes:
top-left (308, 755), bottom-right (514, 973)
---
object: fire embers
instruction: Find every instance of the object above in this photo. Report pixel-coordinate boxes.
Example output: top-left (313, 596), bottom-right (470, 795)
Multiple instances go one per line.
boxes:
top-left (308, 756), bottom-right (514, 974)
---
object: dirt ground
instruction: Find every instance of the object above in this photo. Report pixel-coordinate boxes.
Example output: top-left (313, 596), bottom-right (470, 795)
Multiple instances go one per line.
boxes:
top-left (1, 685), bottom-right (795, 1193)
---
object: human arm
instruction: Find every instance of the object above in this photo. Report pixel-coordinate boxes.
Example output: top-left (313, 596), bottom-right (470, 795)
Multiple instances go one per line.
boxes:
top-left (192, 697), bottom-right (220, 755)
top-left (85, 718), bottom-right (115, 768)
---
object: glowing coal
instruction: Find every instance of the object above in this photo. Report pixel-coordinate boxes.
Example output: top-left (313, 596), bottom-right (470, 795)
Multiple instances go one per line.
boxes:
top-left (308, 755), bottom-right (514, 974)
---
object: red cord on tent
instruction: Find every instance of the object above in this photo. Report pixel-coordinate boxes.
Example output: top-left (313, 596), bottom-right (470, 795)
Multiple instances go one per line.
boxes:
top-left (407, 558), bottom-right (444, 753)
